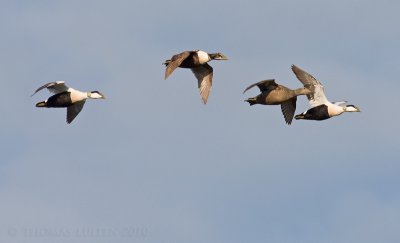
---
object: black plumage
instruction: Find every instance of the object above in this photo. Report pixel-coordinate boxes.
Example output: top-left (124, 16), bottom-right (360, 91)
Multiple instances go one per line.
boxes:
top-left (295, 104), bottom-right (330, 120)
top-left (39, 92), bottom-right (73, 108)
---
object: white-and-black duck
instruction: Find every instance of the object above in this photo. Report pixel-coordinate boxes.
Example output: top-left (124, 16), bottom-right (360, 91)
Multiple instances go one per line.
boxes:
top-left (163, 50), bottom-right (228, 104)
top-left (291, 65), bottom-right (360, 121)
top-left (32, 81), bottom-right (106, 123)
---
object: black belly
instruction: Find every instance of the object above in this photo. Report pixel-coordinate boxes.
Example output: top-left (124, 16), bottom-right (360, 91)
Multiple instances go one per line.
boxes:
top-left (46, 92), bottom-right (73, 107)
top-left (304, 105), bottom-right (330, 120)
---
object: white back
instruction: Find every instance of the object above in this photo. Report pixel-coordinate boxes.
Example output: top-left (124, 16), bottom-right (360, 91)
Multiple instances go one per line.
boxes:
top-left (309, 83), bottom-right (330, 107)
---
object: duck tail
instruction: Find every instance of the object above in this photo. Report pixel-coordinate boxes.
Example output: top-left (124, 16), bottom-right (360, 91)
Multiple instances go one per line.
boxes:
top-left (245, 98), bottom-right (257, 106)
top-left (36, 101), bottom-right (47, 107)
top-left (294, 113), bottom-right (305, 120)
top-left (163, 60), bottom-right (171, 66)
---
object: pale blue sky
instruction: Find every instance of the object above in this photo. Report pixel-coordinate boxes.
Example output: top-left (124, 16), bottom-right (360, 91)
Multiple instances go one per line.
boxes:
top-left (0, 0), bottom-right (399, 243)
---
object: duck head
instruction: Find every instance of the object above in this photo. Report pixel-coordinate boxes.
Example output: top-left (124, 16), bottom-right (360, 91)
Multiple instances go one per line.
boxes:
top-left (344, 104), bottom-right (360, 112)
top-left (87, 91), bottom-right (106, 99)
top-left (208, 52), bottom-right (228, 60)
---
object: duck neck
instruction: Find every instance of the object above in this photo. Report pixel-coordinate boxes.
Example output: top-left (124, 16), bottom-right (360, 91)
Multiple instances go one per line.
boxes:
top-left (73, 89), bottom-right (89, 99)
top-left (328, 103), bottom-right (345, 117)
top-left (293, 87), bottom-right (313, 96)
top-left (208, 53), bottom-right (219, 60)
top-left (69, 89), bottom-right (88, 103)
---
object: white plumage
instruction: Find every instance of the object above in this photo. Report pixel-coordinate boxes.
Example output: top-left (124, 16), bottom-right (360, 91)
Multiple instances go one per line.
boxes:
top-left (196, 50), bottom-right (211, 64)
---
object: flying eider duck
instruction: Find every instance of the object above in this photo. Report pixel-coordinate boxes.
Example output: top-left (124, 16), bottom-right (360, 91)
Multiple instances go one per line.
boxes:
top-left (291, 65), bottom-right (360, 121)
top-left (163, 50), bottom-right (228, 104)
top-left (243, 79), bottom-right (314, 125)
top-left (32, 81), bottom-right (106, 123)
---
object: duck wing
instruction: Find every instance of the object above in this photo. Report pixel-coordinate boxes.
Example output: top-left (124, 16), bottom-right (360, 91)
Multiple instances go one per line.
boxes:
top-left (242, 79), bottom-right (278, 93)
top-left (164, 51), bottom-right (191, 79)
top-left (280, 97), bottom-right (297, 125)
top-left (191, 63), bottom-right (213, 104)
top-left (66, 100), bottom-right (86, 124)
top-left (291, 65), bottom-right (329, 107)
top-left (333, 101), bottom-right (347, 106)
top-left (31, 81), bottom-right (69, 97)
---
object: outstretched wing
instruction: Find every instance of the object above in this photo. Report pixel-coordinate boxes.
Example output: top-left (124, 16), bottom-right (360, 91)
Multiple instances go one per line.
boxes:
top-left (333, 101), bottom-right (347, 106)
top-left (164, 51), bottom-right (191, 80)
top-left (191, 63), bottom-right (213, 104)
top-left (243, 79), bottom-right (277, 94)
top-left (31, 81), bottom-right (69, 97)
top-left (66, 100), bottom-right (86, 124)
top-left (291, 65), bottom-right (329, 107)
top-left (280, 97), bottom-right (297, 125)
